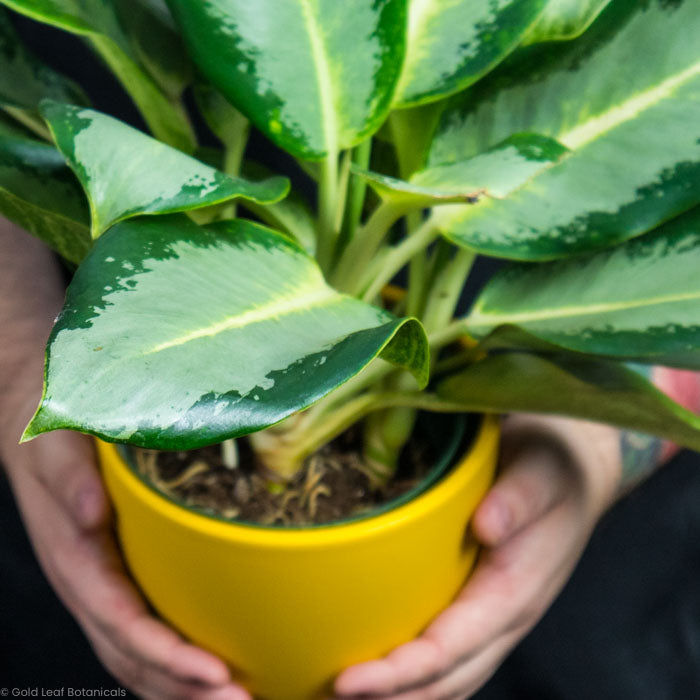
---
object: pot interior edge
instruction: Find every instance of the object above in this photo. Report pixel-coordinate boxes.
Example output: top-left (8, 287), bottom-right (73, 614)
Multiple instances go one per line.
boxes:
top-left (116, 412), bottom-right (482, 531)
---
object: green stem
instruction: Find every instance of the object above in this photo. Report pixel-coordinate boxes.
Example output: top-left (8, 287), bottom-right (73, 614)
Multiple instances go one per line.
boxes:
top-left (422, 248), bottom-right (475, 335)
top-left (362, 217), bottom-right (441, 303)
top-left (286, 391), bottom-right (466, 467)
top-left (405, 211), bottom-right (428, 317)
top-left (332, 201), bottom-right (405, 292)
top-left (316, 150), bottom-right (339, 273)
top-left (219, 116), bottom-right (250, 220)
top-left (2, 106), bottom-right (51, 141)
top-left (427, 318), bottom-right (471, 350)
top-left (341, 139), bottom-right (372, 243)
top-left (89, 36), bottom-right (196, 153)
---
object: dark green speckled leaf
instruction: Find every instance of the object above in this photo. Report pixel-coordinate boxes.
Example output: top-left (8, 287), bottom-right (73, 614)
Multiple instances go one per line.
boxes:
top-left (23, 216), bottom-right (429, 449)
top-left (0, 129), bottom-right (90, 263)
top-left (437, 350), bottom-right (700, 453)
top-left (465, 208), bottom-right (700, 369)
top-left (0, 8), bottom-right (87, 137)
top-left (40, 101), bottom-right (289, 237)
top-left (0, 0), bottom-right (194, 150)
top-left (355, 133), bottom-right (568, 210)
top-left (395, 0), bottom-right (546, 107)
top-left (166, 0), bottom-right (407, 160)
top-left (427, 0), bottom-right (700, 260)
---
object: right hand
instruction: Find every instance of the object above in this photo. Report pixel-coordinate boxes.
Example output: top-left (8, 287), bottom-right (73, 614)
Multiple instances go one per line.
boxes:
top-left (1, 390), bottom-right (251, 700)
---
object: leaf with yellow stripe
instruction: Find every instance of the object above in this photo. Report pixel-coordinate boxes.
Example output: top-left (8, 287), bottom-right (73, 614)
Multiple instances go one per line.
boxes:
top-left (23, 216), bottom-right (429, 449)
top-left (428, 0), bottom-right (700, 260)
top-left (166, 0), bottom-right (407, 160)
top-left (465, 207), bottom-right (700, 368)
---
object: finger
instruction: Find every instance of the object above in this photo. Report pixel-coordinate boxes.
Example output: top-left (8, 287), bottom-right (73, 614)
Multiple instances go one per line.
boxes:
top-left (54, 528), bottom-right (234, 687)
top-left (87, 620), bottom-right (250, 700)
top-left (11, 456), bottom-right (234, 689)
top-left (29, 430), bottom-right (110, 530)
top-left (336, 502), bottom-right (588, 697)
top-left (335, 629), bottom-right (519, 700)
top-left (472, 440), bottom-right (573, 547)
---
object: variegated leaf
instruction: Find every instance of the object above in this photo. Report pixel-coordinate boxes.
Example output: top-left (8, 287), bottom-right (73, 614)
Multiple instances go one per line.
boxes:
top-left (41, 101), bottom-right (289, 237)
top-left (428, 0), bottom-right (700, 260)
top-left (23, 216), bottom-right (429, 449)
top-left (395, 0), bottom-right (546, 107)
top-left (465, 207), bottom-right (700, 368)
top-left (166, 0), bottom-right (407, 160)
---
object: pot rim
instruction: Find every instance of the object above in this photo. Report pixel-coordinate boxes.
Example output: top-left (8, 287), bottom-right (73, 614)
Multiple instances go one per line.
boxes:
top-left (97, 413), bottom-right (499, 549)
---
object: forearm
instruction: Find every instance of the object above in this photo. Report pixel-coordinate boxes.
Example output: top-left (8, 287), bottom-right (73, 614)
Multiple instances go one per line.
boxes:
top-left (0, 218), bottom-right (66, 454)
top-left (619, 366), bottom-right (700, 492)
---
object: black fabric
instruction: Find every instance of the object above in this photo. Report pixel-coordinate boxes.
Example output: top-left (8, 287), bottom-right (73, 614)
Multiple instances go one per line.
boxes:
top-left (3, 13), bottom-right (700, 700)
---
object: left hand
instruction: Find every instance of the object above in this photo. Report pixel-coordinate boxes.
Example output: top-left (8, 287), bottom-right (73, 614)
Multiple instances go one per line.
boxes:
top-left (333, 414), bottom-right (623, 700)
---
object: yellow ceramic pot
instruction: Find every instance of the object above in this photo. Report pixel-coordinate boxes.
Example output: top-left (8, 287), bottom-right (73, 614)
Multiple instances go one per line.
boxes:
top-left (97, 414), bottom-right (499, 700)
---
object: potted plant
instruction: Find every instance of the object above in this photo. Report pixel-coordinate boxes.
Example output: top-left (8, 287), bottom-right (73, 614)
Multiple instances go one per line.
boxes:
top-left (2, 0), bottom-right (700, 697)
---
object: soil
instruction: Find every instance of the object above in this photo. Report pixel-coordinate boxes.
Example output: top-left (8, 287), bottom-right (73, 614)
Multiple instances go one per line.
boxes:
top-left (130, 427), bottom-right (438, 526)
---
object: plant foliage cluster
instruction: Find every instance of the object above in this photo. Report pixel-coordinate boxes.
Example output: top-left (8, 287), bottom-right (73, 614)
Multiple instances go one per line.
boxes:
top-left (2, 0), bottom-right (700, 481)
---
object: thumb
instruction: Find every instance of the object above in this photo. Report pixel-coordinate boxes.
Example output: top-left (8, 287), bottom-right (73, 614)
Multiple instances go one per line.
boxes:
top-left (473, 433), bottom-right (573, 548)
top-left (29, 430), bottom-right (111, 530)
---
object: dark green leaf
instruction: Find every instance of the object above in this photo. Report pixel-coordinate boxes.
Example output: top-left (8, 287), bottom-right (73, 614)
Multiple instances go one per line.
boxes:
top-left (0, 129), bottom-right (90, 262)
top-left (23, 216), bottom-right (429, 449)
top-left (166, 0), bottom-right (407, 160)
top-left (437, 350), bottom-right (700, 452)
top-left (427, 0), bottom-right (700, 259)
top-left (466, 208), bottom-right (700, 369)
top-left (40, 101), bottom-right (289, 237)
top-left (0, 0), bottom-right (195, 150)
top-left (0, 7), bottom-right (87, 137)
top-left (395, 0), bottom-right (546, 107)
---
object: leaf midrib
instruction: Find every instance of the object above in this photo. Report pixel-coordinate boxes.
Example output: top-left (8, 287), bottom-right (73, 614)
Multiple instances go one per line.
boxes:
top-left (467, 288), bottom-right (700, 330)
top-left (559, 60), bottom-right (700, 149)
top-left (146, 286), bottom-right (338, 354)
top-left (299, 0), bottom-right (338, 156)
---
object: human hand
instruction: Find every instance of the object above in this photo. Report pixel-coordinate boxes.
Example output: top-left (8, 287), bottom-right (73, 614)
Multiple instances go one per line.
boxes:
top-left (1, 390), bottom-right (251, 700)
top-left (333, 414), bottom-right (623, 700)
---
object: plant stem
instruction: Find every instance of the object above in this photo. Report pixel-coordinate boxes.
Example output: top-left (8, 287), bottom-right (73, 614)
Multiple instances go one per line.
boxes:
top-left (362, 217), bottom-right (441, 302)
top-left (334, 150), bottom-right (352, 233)
top-left (219, 115), bottom-right (250, 220)
top-left (422, 248), bottom-right (475, 334)
top-left (89, 35), bottom-right (196, 153)
top-left (405, 210), bottom-right (429, 316)
top-left (316, 150), bottom-right (341, 273)
top-left (2, 106), bottom-right (51, 141)
top-left (332, 201), bottom-right (405, 292)
top-left (221, 438), bottom-right (239, 469)
top-left (427, 318), bottom-right (471, 350)
top-left (284, 391), bottom-right (465, 469)
top-left (341, 139), bottom-right (372, 243)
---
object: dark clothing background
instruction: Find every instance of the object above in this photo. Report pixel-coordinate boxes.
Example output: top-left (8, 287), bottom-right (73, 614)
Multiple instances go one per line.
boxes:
top-left (3, 15), bottom-right (700, 700)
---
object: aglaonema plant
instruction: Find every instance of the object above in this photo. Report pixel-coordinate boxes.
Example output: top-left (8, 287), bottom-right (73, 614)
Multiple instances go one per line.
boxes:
top-left (2, 0), bottom-right (700, 493)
